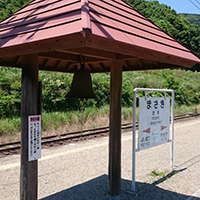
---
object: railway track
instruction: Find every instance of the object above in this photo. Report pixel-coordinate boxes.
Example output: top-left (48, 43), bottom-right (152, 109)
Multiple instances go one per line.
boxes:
top-left (0, 113), bottom-right (199, 156)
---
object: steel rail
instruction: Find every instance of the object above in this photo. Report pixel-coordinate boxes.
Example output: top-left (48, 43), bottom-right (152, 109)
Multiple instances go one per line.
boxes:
top-left (0, 113), bottom-right (199, 155)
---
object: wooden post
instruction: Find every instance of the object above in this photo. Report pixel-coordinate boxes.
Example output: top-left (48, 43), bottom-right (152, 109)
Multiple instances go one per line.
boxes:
top-left (108, 60), bottom-right (122, 200)
top-left (20, 54), bottom-right (39, 200)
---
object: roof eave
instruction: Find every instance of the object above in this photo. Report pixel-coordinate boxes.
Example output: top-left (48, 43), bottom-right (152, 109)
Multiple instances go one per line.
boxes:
top-left (0, 33), bottom-right (87, 58)
top-left (84, 34), bottom-right (200, 68)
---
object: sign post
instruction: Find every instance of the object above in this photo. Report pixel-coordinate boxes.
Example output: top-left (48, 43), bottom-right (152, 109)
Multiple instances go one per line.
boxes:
top-left (132, 88), bottom-right (174, 191)
top-left (20, 54), bottom-right (39, 200)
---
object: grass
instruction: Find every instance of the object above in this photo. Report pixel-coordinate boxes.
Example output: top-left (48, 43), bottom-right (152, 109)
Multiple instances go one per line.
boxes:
top-left (0, 117), bottom-right (21, 137)
top-left (174, 104), bottom-right (200, 115)
top-left (0, 103), bottom-right (199, 143)
top-left (149, 169), bottom-right (169, 178)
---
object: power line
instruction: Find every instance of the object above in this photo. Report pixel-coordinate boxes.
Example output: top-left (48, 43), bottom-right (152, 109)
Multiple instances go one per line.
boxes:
top-left (194, 0), bottom-right (200, 5)
top-left (189, 0), bottom-right (200, 11)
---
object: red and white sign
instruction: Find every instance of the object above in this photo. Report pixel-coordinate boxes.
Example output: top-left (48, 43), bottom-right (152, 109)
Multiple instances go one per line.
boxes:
top-left (28, 115), bottom-right (41, 161)
top-left (138, 97), bottom-right (170, 150)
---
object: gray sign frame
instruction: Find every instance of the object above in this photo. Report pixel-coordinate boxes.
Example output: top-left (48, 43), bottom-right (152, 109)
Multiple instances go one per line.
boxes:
top-left (132, 88), bottom-right (174, 191)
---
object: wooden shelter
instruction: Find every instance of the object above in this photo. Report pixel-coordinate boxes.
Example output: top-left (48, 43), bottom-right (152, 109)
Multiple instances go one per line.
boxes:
top-left (0, 0), bottom-right (199, 199)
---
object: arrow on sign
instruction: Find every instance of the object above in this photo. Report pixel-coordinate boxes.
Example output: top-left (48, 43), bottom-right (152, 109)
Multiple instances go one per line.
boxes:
top-left (142, 127), bottom-right (150, 133)
top-left (161, 126), bottom-right (167, 131)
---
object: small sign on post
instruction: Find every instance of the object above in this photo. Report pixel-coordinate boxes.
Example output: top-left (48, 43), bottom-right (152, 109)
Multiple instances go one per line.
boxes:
top-left (28, 115), bottom-right (41, 162)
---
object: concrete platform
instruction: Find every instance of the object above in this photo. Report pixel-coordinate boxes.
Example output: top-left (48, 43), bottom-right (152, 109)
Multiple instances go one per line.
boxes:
top-left (1, 117), bottom-right (200, 200)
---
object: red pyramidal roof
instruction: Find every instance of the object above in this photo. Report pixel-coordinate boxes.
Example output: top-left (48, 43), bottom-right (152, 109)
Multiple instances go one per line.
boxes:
top-left (0, 0), bottom-right (199, 72)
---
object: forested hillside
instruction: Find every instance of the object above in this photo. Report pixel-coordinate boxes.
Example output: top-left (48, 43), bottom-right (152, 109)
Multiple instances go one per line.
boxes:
top-left (183, 13), bottom-right (200, 28)
top-left (0, 0), bottom-right (31, 21)
top-left (127, 0), bottom-right (200, 57)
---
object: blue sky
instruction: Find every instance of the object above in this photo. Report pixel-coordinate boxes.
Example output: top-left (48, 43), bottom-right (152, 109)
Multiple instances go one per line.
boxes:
top-left (151, 0), bottom-right (200, 14)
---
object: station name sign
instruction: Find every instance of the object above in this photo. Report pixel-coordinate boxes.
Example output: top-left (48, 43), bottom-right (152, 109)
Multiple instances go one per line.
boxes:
top-left (138, 97), bottom-right (170, 150)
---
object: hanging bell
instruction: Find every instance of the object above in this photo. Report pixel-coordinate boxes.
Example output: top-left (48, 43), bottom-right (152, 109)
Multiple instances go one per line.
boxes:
top-left (66, 67), bottom-right (96, 99)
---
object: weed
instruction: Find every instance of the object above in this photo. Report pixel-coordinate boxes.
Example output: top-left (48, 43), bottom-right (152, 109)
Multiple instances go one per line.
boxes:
top-left (149, 169), bottom-right (169, 178)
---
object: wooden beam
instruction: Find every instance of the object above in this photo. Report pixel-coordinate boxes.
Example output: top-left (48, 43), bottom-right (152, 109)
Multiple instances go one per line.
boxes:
top-left (62, 47), bottom-right (118, 60)
top-left (20, 54), bottom-right (39, 200)
top-left (39, 50), bottom-right (106, 65)
top-left (108, 60), bottom-right (122, 200)
top-left (39, 51), bottom-right (79, 62)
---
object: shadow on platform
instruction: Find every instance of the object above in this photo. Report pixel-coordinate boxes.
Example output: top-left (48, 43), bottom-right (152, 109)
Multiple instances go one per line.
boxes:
top-left (40, 174), bottom-right (197, 200)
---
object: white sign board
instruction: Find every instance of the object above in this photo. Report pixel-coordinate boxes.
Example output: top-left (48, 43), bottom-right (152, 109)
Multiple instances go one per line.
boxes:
top-left (138, 97), bottom-right (170, 150)
top-left (28, 115), bottom-right (41, 161)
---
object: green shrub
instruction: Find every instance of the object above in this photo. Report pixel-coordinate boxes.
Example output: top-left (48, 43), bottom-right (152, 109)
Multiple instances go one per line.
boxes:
top-left (1, 68), bottom-right (200, 119)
